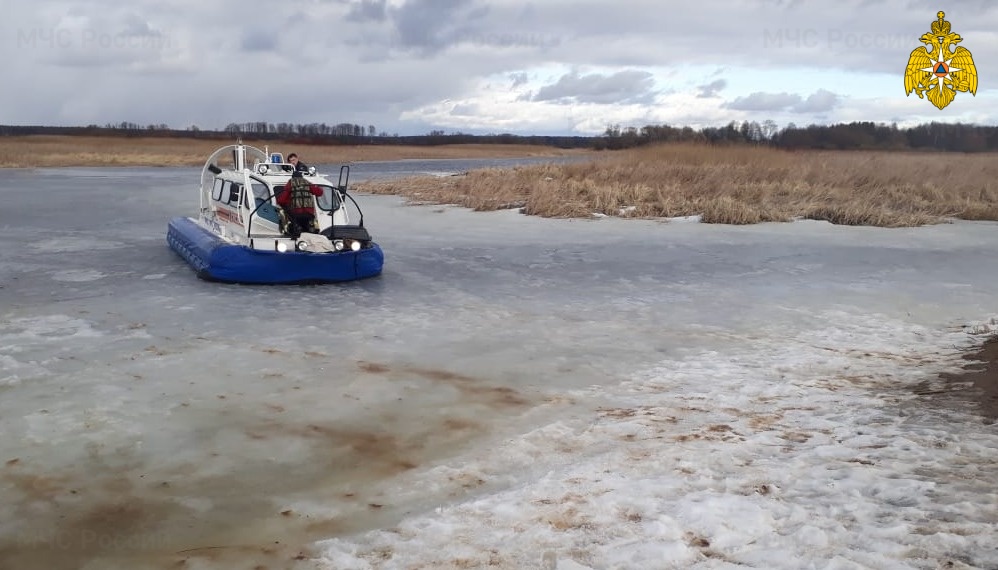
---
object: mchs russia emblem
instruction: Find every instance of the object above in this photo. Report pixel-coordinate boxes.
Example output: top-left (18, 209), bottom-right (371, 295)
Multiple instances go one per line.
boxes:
top-left (904, 11), bottom-right (977, 110)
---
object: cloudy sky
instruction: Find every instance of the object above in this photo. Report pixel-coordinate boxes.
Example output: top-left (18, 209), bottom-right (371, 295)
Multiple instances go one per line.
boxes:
top-left (4, 0), bottom-right (998, 135)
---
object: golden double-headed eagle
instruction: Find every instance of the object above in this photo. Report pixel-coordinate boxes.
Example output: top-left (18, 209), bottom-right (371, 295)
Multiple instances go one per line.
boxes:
top-left (904, 11), bottom-right (977, 110)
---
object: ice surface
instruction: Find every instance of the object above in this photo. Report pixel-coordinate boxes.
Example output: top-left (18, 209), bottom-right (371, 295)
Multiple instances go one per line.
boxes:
top-left (0, 164), bottom-right (996, 569)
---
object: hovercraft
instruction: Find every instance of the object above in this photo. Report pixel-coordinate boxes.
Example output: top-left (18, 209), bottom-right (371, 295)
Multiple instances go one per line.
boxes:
top-left (167, 141), bottom-right (384, 284)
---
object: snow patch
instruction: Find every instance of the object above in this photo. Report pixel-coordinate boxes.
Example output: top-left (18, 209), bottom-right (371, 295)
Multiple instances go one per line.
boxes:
top-left (29, 236), bottom-right (125, 253)
top-left (51, 269), bottom-right (106, 282)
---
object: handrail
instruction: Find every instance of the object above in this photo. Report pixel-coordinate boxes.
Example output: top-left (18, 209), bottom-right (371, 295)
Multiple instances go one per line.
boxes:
top-left (342, 191), bottom-right (365, 228)
top-left (242, 172), bottom-right (362, 238)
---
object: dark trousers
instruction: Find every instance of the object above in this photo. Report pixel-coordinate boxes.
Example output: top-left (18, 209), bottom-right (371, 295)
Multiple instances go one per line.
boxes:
top-left (286, 212), bottom-right (317, 237)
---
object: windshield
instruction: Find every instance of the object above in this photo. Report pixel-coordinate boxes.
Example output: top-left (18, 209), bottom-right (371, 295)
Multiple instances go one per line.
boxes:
top-left (250, 180), bottom-right (271, 204)
top-left (314, 185), bottom-right (342, 212)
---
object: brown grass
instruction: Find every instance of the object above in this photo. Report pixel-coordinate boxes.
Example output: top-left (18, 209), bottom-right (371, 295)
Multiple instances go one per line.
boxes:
top-left (8, 136), bottom-right (998, 227)
top-left (0, 135), bottom-right (589, 168)
top-left (355, 142), bottom-right (998, 227)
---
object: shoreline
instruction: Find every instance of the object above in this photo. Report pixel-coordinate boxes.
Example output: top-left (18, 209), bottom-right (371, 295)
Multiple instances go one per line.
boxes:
top-left (0, 134), bottom-right (592, 168)
top-left (937, 336), bottom-right (998, 423)
top-left (7, 135), bottom-right (998, 228)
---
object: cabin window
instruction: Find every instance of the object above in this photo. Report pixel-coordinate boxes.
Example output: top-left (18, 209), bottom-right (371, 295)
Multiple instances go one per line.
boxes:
top-left (211, 178), bottom-right (225, 201)
top-left (314, 185), bottom-right (342, 212)
top-left (228, 182), bottom-right (243, 205)
top-left (250, 180), bottom-right (271, 205)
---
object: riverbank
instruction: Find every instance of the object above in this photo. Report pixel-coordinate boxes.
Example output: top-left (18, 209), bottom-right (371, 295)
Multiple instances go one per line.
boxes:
top-left (939, 335), bottom-right (998, 423)
top-left (8, 135), bottom-right (998, 229)
top-left (0, 135), bottom-right (590, 168)
top-left (355, 143), bottom-right (998, 227)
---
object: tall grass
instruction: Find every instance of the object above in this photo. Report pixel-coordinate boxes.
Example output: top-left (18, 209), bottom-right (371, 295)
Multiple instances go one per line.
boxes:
top-left (0, 135), bottom-right (586, 167)
top-left (355, 143), bottom-right (998, 227)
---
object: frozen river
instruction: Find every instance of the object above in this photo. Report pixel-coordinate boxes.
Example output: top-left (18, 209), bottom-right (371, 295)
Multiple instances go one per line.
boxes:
top-left (0, 162), bottom-right (996, 569)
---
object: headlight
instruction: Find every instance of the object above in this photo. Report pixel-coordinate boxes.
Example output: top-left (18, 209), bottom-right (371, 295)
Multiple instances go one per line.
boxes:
top-left (257, 164), bottom-right (269, 174)
top-left (296, 240), bottom-right (309, 251)
top-left (350, 240), bottom-right (361, 251)
top-left (333, 240), bottom-right (345, 251)
top-left (308, 166), bottom-right (317, 176)
top-left (276, 242), bottom-right (288, 252)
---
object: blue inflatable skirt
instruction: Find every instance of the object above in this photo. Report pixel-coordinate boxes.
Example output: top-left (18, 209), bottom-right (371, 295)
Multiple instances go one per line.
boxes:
top-left (167, 217), bottom-right (384, 284)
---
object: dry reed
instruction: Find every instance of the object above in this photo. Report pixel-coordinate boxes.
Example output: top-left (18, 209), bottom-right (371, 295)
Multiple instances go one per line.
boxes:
top-left (355, 142), bottom-right (998, 227)
top-left (0, 135), bottom-right (587, 168)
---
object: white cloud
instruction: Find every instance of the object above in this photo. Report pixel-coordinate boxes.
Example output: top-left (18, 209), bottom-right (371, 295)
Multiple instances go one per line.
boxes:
top-left (1, 0), bottom-right (996, 133)
top-left (726, 89), bottom-right (839, 114)
top-left (697, 79), bottom-right (727, 98)
top-left (531, 70), bottom-right (659, 105)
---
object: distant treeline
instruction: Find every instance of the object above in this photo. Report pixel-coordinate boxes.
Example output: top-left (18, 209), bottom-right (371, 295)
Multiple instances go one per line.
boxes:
top-left (599, 120), bottom-right (998, 152)
top-left (3, 120), bottom-right (998, 152)
top-left (0, 123), bottom-right (592, 149)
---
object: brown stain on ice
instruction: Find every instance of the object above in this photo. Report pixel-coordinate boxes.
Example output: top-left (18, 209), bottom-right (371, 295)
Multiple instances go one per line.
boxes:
top-left (166, 543), bottom-right (316, 569)
top-left (243, 421), bottom-right (420, 477)
top-left (0, 455), bottom-right (386, 570)
top-left (303, 517), bottom-right (348, 535)
top-left (357, 360), bottom-right (531, 409)
top-left (0, 469), bottom-right (207, 570)
top-left (442, 417), bottom-right (479, 432)
top-left (597, 406), bottom-right (679, 431)
top-left (673, 423), bottom-right (744, 444)
top-left (819, 345), bottom-right (934, 366)
top-left (3, 469), bottom-right (69, 501)
top-left (747, 412), bottom-right (784, 431)
top-left (406, 366), bottom-right (530, 408)
top-left (1, 361), bottom-right (538, 569)
top-left (780, 431), bottom-right (811, 444)
top-left (597, 406), bottom-right (640, 419)
top-left (72, 497), bottom-right (181, 539)
top-left (358, 361), bottom-right (390, 374)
